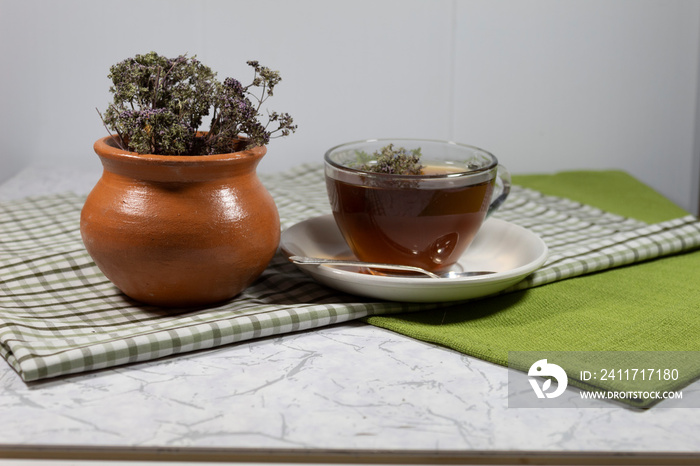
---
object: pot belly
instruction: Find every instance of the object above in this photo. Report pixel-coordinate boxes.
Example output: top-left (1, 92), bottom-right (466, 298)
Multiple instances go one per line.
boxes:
top-left (80, 179), bottom-right (280, 307)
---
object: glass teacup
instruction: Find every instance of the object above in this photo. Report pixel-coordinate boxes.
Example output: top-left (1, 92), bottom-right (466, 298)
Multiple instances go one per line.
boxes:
top-left (324, 139), bottom-right (511, 274)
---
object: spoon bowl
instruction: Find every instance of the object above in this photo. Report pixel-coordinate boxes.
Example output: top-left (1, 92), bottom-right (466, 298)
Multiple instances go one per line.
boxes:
top-left (288, 256), bottom-right (495, 279)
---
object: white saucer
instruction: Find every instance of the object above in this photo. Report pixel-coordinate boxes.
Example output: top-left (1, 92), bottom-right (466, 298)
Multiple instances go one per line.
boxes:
top-left (280, 215), bottom-right (548, 302)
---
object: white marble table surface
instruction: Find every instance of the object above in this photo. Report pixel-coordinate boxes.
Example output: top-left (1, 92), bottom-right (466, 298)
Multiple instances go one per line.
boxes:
top-left (1, 163), bottom-right (699, 464)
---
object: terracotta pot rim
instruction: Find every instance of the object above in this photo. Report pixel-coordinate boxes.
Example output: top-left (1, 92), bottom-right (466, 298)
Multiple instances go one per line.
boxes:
top-left (93, 134), bottom-right (267, 164)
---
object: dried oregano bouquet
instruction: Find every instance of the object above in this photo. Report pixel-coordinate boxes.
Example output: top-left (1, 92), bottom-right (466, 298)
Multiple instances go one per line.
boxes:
top-left (98, 51), bottom-right (296, 155)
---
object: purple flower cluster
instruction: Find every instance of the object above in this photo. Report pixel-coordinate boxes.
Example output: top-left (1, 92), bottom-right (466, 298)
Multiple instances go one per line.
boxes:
top-left (223, 77), bottom-right (244, 95)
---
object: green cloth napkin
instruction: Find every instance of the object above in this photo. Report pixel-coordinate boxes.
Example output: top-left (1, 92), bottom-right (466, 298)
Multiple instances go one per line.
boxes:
top-left (364, 170), bottom-right (700, 407)
top-left (1, 166), bottom-right (698, 393)
top-left (510, 170), bottom-right (688, 223)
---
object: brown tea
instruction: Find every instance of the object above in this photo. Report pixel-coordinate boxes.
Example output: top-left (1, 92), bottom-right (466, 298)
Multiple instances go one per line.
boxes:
top-left (326, 165), bottom-right (495, 273)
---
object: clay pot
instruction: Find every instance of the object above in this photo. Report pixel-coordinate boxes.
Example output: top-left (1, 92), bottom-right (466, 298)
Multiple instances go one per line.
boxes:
top-left (80, 135), bottom-right (280, 307)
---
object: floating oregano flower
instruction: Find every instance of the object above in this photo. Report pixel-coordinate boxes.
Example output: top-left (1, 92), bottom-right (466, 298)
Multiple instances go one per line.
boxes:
top-left (356, 144), bottom-right (423, 175)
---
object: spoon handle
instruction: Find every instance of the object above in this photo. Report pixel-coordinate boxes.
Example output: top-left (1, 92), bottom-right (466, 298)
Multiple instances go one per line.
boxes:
top-left (288, 255), bottom-right (440, 279)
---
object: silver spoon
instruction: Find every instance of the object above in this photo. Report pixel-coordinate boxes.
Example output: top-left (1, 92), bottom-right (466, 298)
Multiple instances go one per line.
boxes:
top-left (288, 255), bottom-right (495, 279)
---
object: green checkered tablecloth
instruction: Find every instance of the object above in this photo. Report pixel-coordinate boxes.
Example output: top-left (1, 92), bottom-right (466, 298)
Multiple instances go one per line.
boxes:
top-left (1, 164), bottom-right (699, 382)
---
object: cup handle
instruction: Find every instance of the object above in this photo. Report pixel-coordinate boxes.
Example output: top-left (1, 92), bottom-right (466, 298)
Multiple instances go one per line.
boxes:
top-left (486, 164), bottom-right (511, 217)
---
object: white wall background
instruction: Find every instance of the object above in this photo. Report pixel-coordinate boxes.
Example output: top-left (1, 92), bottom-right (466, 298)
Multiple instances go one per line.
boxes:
top-left (1, 0), bottom-right (699, 213)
